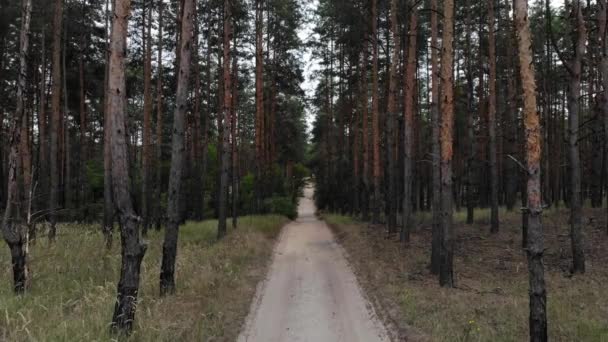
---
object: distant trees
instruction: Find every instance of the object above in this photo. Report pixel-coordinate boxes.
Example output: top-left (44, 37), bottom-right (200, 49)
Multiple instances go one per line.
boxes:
top-left (0, 0), bottom-right (308, 333)
top-left (309, 0), bottom-right (602, 283)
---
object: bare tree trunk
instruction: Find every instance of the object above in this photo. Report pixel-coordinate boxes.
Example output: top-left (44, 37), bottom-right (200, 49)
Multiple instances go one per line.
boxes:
top-left (141, 1), bottom-right (153, 235)
top-left (155, 0), bottom-right (164, 230)
top-left (255, 0), bottom-right (264, 212)
top-left (159, 0), bottom-right (195, 296)
top-left (361, 37), bottom-right (370, 221)
top-left (103, 0), bottom-right (114, 249)
top-left (231, 32), bottom-right (239, 229)
top-left (402, 2), bottom-right (417, 243)
top-left (0, 39), bottom-right (4, 209)
top-left (201, 15), bottom-right (212, 220)
top-left (465, 0), bottom-right (476, 224)
top-left (2, 0), bottom-right (32, 294)
top-left (565, 1), bottom-right (586, 274)
top-left (20, 91), bottom-right (32, 232)
top-left (429, 0), bottom-right (442, 274)
top-left (62, 22), bottom-right (71, 214)
top-left (384, 0), bottom-right (400, 235)
top-left (217, 0), bottom-right (232, 240)
top-left (191, 10), bottom-right (203, 220)
top-left (38, 27), bottom-right (48, 214)
top-left (514, 0), bottom-right (547, 339)
top-left (49, 0), bottom-right (63, 242)
top-left (353, 57), bottom-right (362, 216)
top-left (488, 0), bottom-right (499, 234)
top-left (505, 18), bottom-right (519, 211)
top-left (599, 0), bottom-right (608, 234)
top-left (371, 0), bottom-right (381, 224)
top-left (78, 0), bottom-right (89, 218)
top-left (439, 0), bottom-right (455, 287)
top-left (108, 0), bottom-right (147, 334)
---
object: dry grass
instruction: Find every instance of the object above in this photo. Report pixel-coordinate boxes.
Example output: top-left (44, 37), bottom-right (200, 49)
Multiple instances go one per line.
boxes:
top-left (325, 207), bottom-right (608, 342)
top-left (0, 215), bottom-right (288, 341)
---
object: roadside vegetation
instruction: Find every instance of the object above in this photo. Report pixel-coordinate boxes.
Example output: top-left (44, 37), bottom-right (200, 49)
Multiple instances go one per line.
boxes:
top-left (0, 215), bottom-right (287, 341)
top-left (325, 208), bottom-right (608, 342)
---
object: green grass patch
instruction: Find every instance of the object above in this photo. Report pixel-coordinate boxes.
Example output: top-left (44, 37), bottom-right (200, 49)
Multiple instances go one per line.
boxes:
top-left (324, 214), bottom-right (357, 226)
top-left (0, 215), bottom-right (288, 341)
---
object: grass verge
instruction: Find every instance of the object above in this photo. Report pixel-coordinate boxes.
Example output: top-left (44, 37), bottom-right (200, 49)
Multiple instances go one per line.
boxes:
top-left (324, 207), bottom-right (608, 342)
top-left (0, 215), bottom-right (288, 341)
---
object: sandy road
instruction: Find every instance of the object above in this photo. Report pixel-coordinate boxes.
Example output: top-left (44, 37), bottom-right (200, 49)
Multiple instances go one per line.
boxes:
top-left (238, 185), bottom-right (389, 342)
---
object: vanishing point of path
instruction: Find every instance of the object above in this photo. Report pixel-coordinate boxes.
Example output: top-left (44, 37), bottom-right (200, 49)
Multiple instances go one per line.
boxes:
top-left (238, 184), bottom-right (389, 342)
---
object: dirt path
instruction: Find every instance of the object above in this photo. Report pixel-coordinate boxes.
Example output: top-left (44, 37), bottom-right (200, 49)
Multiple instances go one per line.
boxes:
top-left (238, 185), bottom-right (389, 342)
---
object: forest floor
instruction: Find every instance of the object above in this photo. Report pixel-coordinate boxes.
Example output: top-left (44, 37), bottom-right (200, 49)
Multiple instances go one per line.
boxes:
top-left (325, 206), bottom-right (608, 342)
top-left (239, 185), bottom-right (389, 342)
top-left (0, 215), bottom-right (287, 341)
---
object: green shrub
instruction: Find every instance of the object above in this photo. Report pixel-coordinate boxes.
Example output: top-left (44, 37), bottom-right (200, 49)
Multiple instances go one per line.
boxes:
top-left (264, 196), bottom-right (298, 220)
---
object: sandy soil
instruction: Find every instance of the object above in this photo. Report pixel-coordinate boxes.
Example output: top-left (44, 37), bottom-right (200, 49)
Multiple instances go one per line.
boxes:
top-left (238, 185), bottom-right (390, 342)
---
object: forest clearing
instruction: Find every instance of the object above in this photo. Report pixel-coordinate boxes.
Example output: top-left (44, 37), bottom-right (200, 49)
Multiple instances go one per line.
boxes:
top-left (1, 0), bottom-right (608, 340)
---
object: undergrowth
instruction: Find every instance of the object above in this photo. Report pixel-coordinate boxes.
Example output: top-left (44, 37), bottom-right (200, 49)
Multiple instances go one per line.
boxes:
top-left (325, 207), bottom-right (608, 342)
top-left (0, 215), bottom-right (287, 341)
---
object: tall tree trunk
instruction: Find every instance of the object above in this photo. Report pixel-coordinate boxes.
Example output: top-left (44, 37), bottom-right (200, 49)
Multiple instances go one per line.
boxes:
top-left (78, 0), bottom-right (89, 217)
top-left (385, 0), bottom-right (400, 235)
top-left (159, 0), bottom-right (194, 296)
top-left (20, 89), bottom-right (32, 232)
top-left (103, 0), bottom-right (114, 249)
top-left (141, 1), bottom-right (153, 235)
top-left (255, 0), bottom-right (264, 212)
top-left (108, 0), bottom-right (147, 334)
top-left (565, 1), bottom-right (586, 274)
top-left (430, 0), bottom-right (442, 274)
top-left (38, 27), bottom-right (48, 215)
top-left (62, 22), bottom-right (71, 214)
top-left (155, 0), bottom-right (164, 230)
top-left (505, 16), bottom-right (519, 212)
top-left (231, 33), bottom-right (239, 229)
top-left (191, 9), bottom-right (203, 221)
top-left (514, 0), bottom-right (548, 340)
top-left (439, 0), bottom-right (455, 287)
top-left (49, 0), bottom-right (63, 242)
top-left (353, 56), bottom-right (362, 216)
top-left (488, 0), bottom-right (499, 233)
top-left (465, 0), bottom-right (476, 224)
top-left (201, 14), bottom-right (212, 220)
top-left (0, 39), bottom-right (4, 209)
top-left (402, 2), bottom-right (417, 243)
top-left (371, 0), bottom-right (381, 223)
top-left (361, 36), bottom-right (370, 221)
top-left (2, 0), bottom-right (32, 294)
top-left (217, 0), bottom-right (232, 240)
top-left (599, 0), bottom-right (608, 233)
